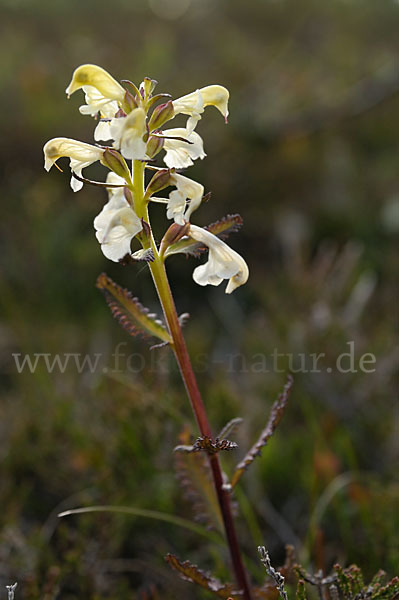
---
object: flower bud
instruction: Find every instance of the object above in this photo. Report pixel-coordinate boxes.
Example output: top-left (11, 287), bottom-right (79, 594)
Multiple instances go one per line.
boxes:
top-left (101, 148), bottom-right (131, 182)
top-left (122, 89), bottom-right (138, 113)
top-left (141, 77), bottom-right (158, 99)
top-left (121, 79), bottom-right (141, 99)
top-left (148, 100), bottom-right (174, 131)
top-left (160, 222), bottom-right (190, 256)
top-left (146, 135), bottom-right (164, 159)
top-left (140, 218), bottom-right (152, 240)
top-left (145, 168), bottom-right (173, 198)
top-left (123, 187), bottom-right (134, 206)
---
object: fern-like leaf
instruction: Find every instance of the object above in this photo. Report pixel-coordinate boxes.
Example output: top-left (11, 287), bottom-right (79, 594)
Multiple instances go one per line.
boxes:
top-left (218, 417), bottom-right (244, 440)
top-left (165, 554), bottom-right (241, 598)
top-left (96, 273), bottom-right (172, 344)
top-left (231, 376), bottom-right (292, 488)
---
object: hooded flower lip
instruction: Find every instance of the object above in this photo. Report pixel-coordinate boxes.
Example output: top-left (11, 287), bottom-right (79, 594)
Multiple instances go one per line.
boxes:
top-left (43, 137), bottom-right (104, 192)
top-left (189, 225), bottom-right (248, 294)
top-left (162, 128), bottom-right (206, 169)
top-left (66, 64), bottom-right (125, 103)
top-left (167, 173), bottom-right (204, 225)
top-left (110, 107), bottom-right (148, 160)
top-left (66, 65), bottom-right (126, 142)
top-left (94, 173), bottom-right (143, 262)
top-left (172, 85), bottom-right (229, 133)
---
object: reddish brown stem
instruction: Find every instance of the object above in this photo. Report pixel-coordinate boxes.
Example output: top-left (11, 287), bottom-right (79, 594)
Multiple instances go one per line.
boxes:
top-left (149, 260), bottom-right (253, 600)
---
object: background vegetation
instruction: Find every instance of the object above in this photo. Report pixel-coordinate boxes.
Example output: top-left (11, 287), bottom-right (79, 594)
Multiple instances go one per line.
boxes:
top-left (0, 0), bottom-right (398, 597)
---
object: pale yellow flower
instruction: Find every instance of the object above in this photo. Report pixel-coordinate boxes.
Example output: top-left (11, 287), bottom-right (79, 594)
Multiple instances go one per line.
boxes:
top-left (172, 85), bottom-right (229, 133)
top-left (66, 64), bottom-right (125, 103)
top-left (189, 225), bottom-right (248, 293)
top-left (94, 173), bottom-right (142, 262)
top-left (66, 65), bottom-right (126, 141)
top-left (110, 108), bottom-right (148, 160)
top-left (162, 128), bottom-right (206, 169)
top-left (43, 137), bottom-right (104, 191)
top-left (167, 173), bottom-right (204, 225)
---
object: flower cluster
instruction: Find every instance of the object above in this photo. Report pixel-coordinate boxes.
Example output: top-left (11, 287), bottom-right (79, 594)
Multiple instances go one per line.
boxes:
top-left (43, 65), bottom-right (248, 293)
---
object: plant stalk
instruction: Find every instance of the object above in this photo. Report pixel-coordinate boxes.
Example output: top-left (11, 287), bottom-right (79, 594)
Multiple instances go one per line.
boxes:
top-left (132, 160), bottom-right (253, 599)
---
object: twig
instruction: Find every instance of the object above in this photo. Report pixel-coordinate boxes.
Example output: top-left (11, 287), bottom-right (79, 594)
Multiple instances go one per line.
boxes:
top-left (258, 546), bottom-right (288, 600)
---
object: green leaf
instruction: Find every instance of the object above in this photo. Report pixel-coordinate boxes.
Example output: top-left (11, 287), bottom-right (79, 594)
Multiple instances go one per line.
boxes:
top-left (96, 273), bottom-right (172, 344)
top-left (58, 505), bottom-right (222, 546)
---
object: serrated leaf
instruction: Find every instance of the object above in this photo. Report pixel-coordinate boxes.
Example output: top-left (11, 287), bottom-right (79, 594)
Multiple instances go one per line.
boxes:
top-left (164, 214), bottom-right (244, 258)
top-left (218, 417), bottom-right (244, 440)
top-left (174, 429), bottom-right (223, 531)
top-left (165, 554), bottom-right (242, 598)
top-left (231, 377), bottom-right (293, 488)
top-left (207, 214), bottom-right (244, 239)
top-left (96, 273), bottom-right (172, 344)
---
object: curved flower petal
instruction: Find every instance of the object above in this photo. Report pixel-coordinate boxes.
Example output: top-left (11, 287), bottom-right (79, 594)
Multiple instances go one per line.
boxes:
top-left (78, 86), bottom-right (119, 117)
top-left (162, 128), bottom-right (206, 169)
top-left (167, 173), bottom-right (204, 225)
top-left (172, 85), bottom-right (229, 133)
top-left (43, 137), bottom-right (104, 191)
top-left (94, 192), bottom-right (142, 262)
top-left (76, 85), bottom-right (119, 141)
top-left (66, 64), bottom-right (125, 103)
top-left (189, 225), bottom-right (249, 294)
top-left (93, 119), bottom-right (114, 142)
top-left (110, 108), bottom-right (148, 160)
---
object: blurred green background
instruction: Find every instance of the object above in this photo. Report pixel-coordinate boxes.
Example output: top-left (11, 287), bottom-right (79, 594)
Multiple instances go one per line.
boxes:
top-left (0, 0), bottom-right (398, 597)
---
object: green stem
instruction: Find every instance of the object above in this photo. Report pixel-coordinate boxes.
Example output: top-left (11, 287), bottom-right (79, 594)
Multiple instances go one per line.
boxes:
top-left (132, 160), bottom-right (253, 599)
